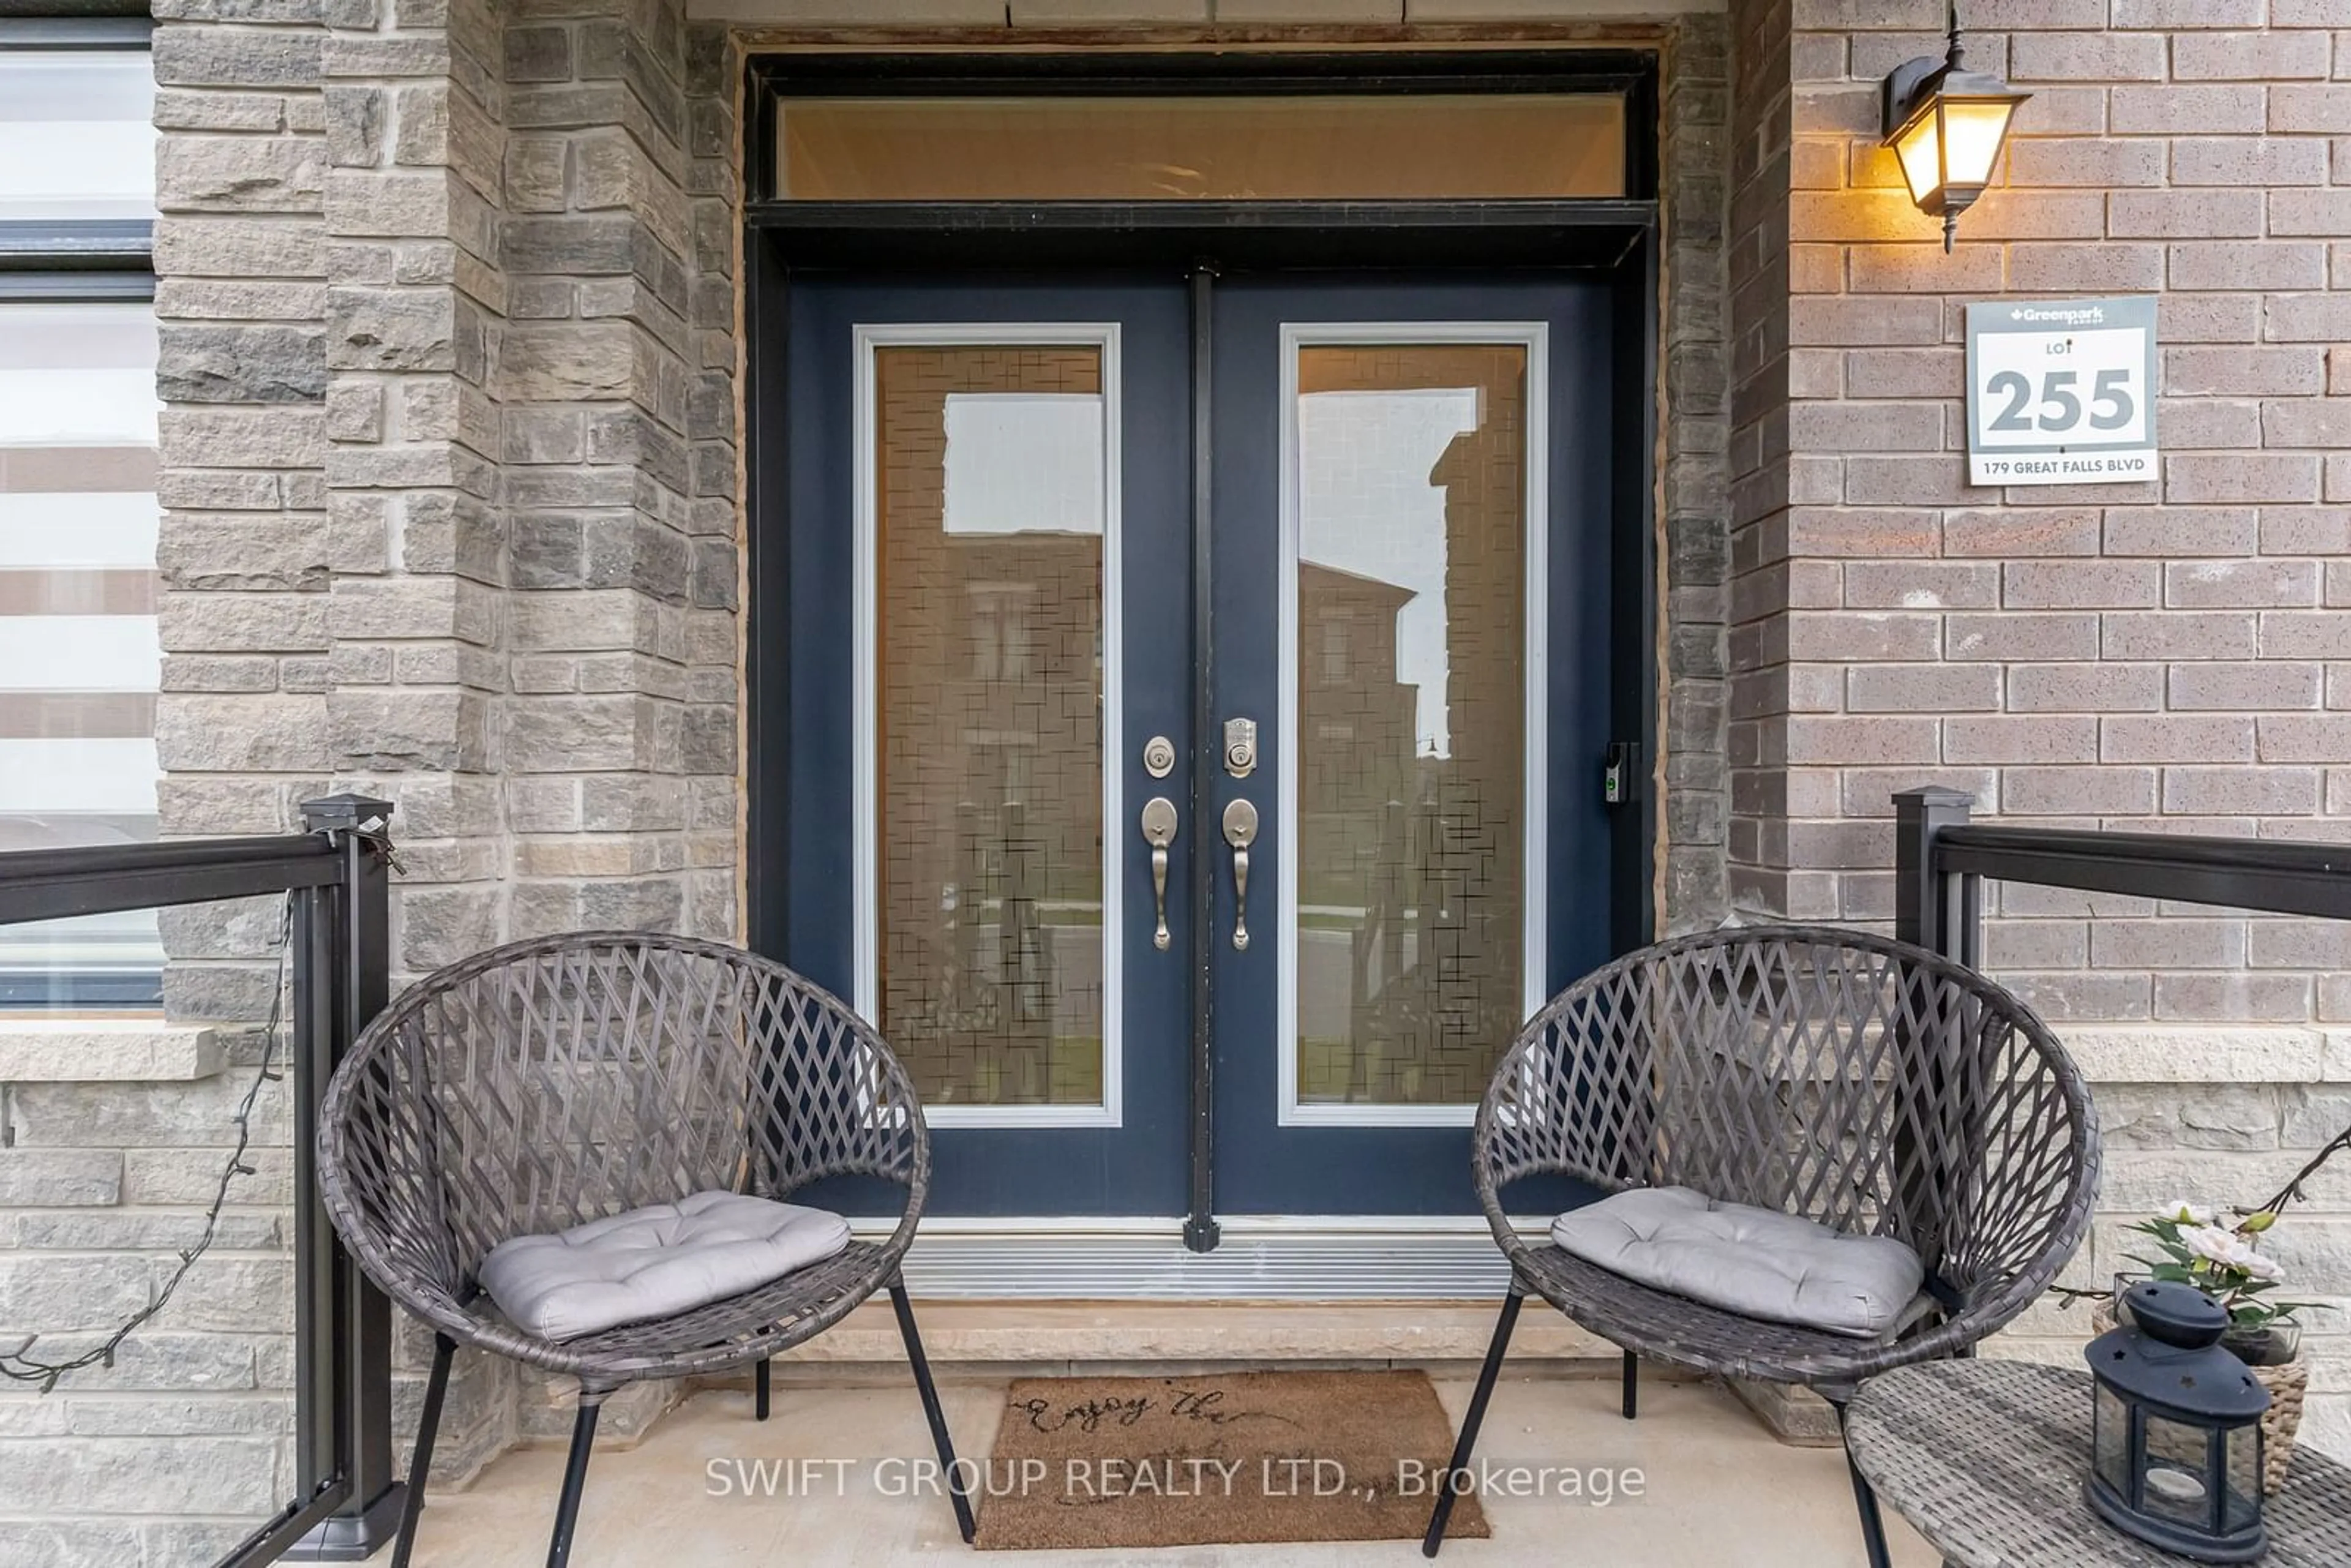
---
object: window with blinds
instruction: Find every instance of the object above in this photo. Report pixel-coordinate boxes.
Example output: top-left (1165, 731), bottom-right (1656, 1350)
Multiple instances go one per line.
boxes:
top-left (0, 37), bottom-right (163, 1006)
top-left (0, 47), bottom-right (157, 223)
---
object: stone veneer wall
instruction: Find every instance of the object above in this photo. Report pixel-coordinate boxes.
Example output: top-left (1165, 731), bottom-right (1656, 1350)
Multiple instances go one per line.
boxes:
top-left (1725, 0), bottom-right (2351, 1455)
top-left (0, 1), bottom-right (1727, 1553)
top-left (5, 2), bottom-right (356, 1558)
top-left (2, 0), bottom-right (743, 1555)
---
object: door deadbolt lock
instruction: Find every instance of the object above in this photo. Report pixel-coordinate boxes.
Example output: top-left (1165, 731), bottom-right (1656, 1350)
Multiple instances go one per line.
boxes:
top-left (1223, 717), bottom-right (1258, 779)
top-left (1142, 734), bottom-right (1176, 779)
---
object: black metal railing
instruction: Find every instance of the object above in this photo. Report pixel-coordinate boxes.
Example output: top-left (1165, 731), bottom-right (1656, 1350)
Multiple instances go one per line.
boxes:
top-left (0, 794), bottom-right (402, 1567)
top-left (1894, 784), bottom-right (2351, 966)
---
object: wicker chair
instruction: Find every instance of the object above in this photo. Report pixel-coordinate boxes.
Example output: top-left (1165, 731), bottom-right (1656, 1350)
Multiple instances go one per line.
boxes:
top-left (1423, 925), bottom-right (2100, 1568)
top-left (315, 931), bottom-right (975, 1568)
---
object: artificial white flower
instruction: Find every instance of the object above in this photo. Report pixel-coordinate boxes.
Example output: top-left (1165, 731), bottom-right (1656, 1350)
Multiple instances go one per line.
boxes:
top-left (2160, 1199), bottom-right (2216, 1226)
top-left (2238, 1248), bottom-right (2285, 1283)
top-left (2183, 1225), bottom-right (2244, 1267)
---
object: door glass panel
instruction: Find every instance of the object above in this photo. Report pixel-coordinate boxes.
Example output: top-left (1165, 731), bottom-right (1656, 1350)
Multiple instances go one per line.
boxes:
top-left (1292, 342), bottom-right (1531, 1108)
top-left (779, 96), bottom-right (1626, 201)
top-left (874, 343), bottom-right (1108, 1108)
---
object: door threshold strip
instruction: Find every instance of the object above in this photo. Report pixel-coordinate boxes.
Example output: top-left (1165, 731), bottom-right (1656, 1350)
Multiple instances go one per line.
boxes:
top-left (855, 1216), bottom-right (1547, 1300)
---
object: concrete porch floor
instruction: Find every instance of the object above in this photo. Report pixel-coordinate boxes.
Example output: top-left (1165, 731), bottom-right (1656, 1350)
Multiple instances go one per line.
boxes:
top-left (395, 1371), bottom-right (1941, 1567)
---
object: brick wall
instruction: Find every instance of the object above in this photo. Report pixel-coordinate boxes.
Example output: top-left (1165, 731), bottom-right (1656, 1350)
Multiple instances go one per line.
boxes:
top-left (1727, 0), bottom-right (2351, 1455)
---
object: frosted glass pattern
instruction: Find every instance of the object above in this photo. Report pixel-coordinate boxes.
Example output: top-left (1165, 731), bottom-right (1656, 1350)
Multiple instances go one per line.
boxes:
top-left (1293, 344), bottom-right (1529, 1107)
top-left (874, 345), bottom-right (1108, 1106)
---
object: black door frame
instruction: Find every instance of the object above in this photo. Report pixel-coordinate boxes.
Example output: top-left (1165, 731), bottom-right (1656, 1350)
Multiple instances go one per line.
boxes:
top-left (742, 48), bottom-right (1662, 1250)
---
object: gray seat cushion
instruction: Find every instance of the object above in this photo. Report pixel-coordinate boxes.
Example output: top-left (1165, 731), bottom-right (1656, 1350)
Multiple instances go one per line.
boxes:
top-left (479, 1190), bottom-right (852, 1343)
top-left (1549, 1185), bottom-right (1925, 1340)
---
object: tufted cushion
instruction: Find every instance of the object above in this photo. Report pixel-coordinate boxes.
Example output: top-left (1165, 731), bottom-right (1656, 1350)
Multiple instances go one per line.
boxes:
top-left (479, 1191), bottom-right (852, 1344)
top-left (1550, 1185), bottom-right (1925, 1340)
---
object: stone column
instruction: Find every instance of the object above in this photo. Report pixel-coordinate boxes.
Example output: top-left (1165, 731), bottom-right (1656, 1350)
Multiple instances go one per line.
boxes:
top-left (317, 0), bottom-right (523, 1481)
top-left (493, 0), bottom-right (732, 1442)
top-left (320, 0), bottom-right (509, 971)
top-left (1725, 0), bottom-right (1796, 919)
top-left (1663, 15), bottom-right (1733, 931)
top-left (495, 0), bottom-right (731, 951)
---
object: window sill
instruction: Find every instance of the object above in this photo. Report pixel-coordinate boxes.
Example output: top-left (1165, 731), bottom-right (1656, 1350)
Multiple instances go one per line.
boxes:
top-left (0, 1018), bottom-right (222, 1082)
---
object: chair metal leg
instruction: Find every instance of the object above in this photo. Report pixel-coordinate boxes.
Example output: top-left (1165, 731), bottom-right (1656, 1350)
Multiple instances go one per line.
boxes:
top-left (1621, 1348), bottom-right (1638, 1421)
top-left (390, 1333), bottom-right (457, 1568)
top-left (754, 1356), bottom-right (771, 1422)
top-left (1832, 1399), bottom-right (1894, 1568)
top-left (1422, 1289), bottom-right (1523, 1558)
top-left (890, 1281), bottom-right (976, 1544)
top-left (546, 1400), bottom-right (601, 1568)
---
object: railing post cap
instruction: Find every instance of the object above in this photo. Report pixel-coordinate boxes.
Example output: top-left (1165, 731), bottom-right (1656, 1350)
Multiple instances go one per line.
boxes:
top-left (1893, 786), bottom-right (1976, 811)
top-left (300, 793), bottom-right (396, 835)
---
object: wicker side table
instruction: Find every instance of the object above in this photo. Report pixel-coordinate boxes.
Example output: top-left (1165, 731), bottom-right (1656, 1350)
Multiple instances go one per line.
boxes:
top-left (1844, 1360), bottom-right (2351, 1568)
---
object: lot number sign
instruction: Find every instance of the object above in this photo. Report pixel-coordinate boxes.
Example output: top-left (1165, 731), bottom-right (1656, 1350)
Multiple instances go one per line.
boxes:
top-left (1965, 296), bottom-right (2158, 487)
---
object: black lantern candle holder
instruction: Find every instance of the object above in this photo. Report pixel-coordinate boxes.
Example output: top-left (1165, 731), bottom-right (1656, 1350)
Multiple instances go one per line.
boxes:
top-left (2086, 1280), bottom-right (2270, 1563)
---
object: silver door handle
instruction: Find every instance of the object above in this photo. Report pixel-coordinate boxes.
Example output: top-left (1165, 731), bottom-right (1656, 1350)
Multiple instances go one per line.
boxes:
top-left (1221, 798), bottom-right (1258, 951)
top-left (1140, 797), bottom-right (1178, 951)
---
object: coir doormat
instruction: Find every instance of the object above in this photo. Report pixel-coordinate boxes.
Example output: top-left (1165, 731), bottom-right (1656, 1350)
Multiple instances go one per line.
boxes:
top-left (972, 1368), bottom-right (1491, 1550)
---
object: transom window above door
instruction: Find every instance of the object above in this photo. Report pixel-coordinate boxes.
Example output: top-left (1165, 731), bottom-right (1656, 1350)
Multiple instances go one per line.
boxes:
top-left (772, 94), bottom-right (1628, 202)
top-left (746, 50), bottom-right (1657, 219)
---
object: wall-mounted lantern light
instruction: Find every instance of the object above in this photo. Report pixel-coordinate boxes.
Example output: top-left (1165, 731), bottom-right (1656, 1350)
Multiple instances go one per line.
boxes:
top-left (1881, 2), bottom-right (2031, 252)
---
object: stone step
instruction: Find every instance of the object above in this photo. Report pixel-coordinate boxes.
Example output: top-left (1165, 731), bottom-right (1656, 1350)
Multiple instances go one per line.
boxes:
top-left (763, 1299), bottom-right (1616, 1376)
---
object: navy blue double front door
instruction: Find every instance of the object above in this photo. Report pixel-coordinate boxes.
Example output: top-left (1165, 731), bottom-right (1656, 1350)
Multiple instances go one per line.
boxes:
top-left (775, 272), bottom-right (1619, 1221)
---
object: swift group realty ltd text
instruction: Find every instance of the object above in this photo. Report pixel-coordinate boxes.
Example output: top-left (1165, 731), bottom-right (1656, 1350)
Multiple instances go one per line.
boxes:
top-left (705, 1455), bottom-right (1647, 1504)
